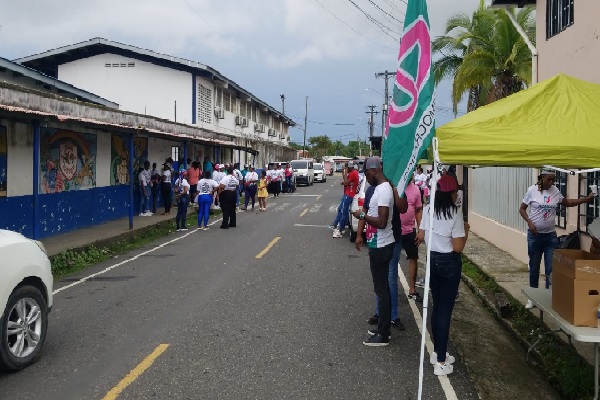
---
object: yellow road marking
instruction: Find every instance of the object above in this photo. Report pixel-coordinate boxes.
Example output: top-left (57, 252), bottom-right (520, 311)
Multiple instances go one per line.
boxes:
top-left (300, 208), bottom-right (309, 217)
top-left (102, 344), bottom-right (169, 400)
top-left (255, 237), bottom-right (281, 259)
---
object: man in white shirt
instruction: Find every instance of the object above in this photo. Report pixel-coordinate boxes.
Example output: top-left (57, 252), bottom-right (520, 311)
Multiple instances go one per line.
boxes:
top-left (267, 164), bottom-right (281, 198)
top-left (138, 161), bottom-right (152, 216)
top-left (352, 156), bottom-right (394, 347)
top-left (241, 165), bottom-right (258, 211)
top-left (218, 165), bottom-right (240, 229)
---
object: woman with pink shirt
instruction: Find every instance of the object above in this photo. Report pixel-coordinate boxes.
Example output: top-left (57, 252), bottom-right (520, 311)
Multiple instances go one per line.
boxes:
top-left (284, 163), bottom-right (293, 193)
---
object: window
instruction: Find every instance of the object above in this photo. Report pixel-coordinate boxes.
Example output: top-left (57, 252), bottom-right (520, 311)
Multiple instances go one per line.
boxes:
top-left (0, 125), bottom-right (6, 197)
top-left (171, 146), bottom-right (180, 163)
top-left (224, 91), bottom-right (232, 112)
top-left (197, 84), bottom-right (212, 124)
top-left (554, 171), bottom-right (567, 228)
top-left (240, 101), bottom-right (251, 119)
top-left (216, 88), bottom-right (223, 109)
top-left (546, 0), bottom-right (574, 39)
top-left (582, 172), bottom-right (600, 232)
top-left (252, 105), bottom-right (257, 122)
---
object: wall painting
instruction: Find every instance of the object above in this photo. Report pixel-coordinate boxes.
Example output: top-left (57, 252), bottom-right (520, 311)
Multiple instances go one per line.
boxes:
top-left (110, 135), bottom-right (148, 185)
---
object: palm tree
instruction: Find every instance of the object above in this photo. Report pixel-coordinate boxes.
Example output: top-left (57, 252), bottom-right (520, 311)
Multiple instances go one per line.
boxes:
top-left (432, 0), bottom-right (535, 113)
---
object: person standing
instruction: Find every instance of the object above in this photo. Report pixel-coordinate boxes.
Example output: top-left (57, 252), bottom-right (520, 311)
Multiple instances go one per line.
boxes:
top-left (233, 163), bottom-right (244, 209)
top-left (196, 170), bottom-right (218, 230)
top-left (402, 178), bottom-right (424, 301)
top-left (161, 163), bottom-right (173, 215)
top-left (416, 174), bottom-right (469, 376)
top-left (150, 162), bottom-right (161, 214)
top-left (257, 170), bottom-right (268, 211)
top-left (519, 169), bottom-right (595, 308)
top-left (174, 170), bottom-right (190, 231)
top-left (218, 165), bottom-right (239, 229)
top-left (267, 164), bottom-right (280, 198)
top-left (138, 161), bottom-right (152, 216)
top-left (277, 163), bottom-right (285, 194)
top-left (203, 157), bottom-right (213, 176)
top-left (241, 165), bottom-right (258, 211)
top-left (187, 161), bottom-right (201, 204)
top-left (352, 157), bottom-right (394, 347)
top-left (331, 161), bottom-right (359, 238)
top-left (284, 163), bottom-right (293, 193)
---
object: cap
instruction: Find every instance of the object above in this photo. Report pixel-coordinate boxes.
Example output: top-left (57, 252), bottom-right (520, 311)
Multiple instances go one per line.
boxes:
top-left (364, 156), bottom-right (382, 170)
top-left (540, 168), bottom-right (556, 175)
top-left (244, 164), bottom-right (249, 168)
top-left (163, 162), bottom-right (171, 168)
top-left (180, 170), bottom-right (188, 176)
top-left (224, 163), bottom-right (230, 168)
top-left (347, 161), bottom-right (356, 169)
top-left (249, 165), bottom-right (254, 169)
top-left (220, 164), bottom-right (225, 169)
top-left (437, 174), bottom-right (458, 192)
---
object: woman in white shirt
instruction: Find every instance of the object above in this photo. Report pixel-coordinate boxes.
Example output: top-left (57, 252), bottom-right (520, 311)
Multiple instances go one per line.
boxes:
top-left (519, 169), bottom-right (594, 308)
top-left (196, 170), bottom-right (218, 230)
top-left (417, 174), bottom-right (469, 377)
top-left (174, 170), bottom-right (191, 231)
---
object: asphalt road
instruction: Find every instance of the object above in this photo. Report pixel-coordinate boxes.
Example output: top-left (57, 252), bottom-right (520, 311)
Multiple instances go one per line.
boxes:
top-left (0, 176), bottom-right (479, 400)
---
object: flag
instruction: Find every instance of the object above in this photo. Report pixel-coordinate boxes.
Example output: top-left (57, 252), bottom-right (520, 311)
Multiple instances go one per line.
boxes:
top-left (382, 0), bottom-right (435, 194)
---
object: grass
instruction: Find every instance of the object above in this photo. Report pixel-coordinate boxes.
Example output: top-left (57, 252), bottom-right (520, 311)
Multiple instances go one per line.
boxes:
top-left (461, 256), bottom-right (595, 400)
top-left (50, 208), bottom-right (222, 279)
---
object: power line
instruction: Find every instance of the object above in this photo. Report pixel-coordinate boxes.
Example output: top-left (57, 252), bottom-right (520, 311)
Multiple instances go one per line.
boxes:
top-left (342, 0), bottom-right (402, 41)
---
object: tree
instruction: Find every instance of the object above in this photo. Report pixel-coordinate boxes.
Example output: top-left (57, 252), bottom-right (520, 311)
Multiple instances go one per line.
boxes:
top-left (432, 0), bottom-right (535, 113)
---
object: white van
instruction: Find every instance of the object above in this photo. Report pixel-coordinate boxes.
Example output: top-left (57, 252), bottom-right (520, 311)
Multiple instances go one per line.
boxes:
top-left (290, 159), bottom-right (314, 186)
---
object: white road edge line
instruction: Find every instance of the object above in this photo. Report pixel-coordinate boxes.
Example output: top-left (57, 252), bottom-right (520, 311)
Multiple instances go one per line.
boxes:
top-left (53, 217), bottom-right (224, 295)
top-left (398, 265), bottom-right (459, 400)
top-left (293, 224), bottom-right (328, 228)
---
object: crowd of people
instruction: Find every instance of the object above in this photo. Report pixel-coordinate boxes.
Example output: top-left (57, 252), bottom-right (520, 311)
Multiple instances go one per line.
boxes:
top-left (338, 157), bottom-right (468, 378)
top-left (136, 158), bottom-right (296, 231)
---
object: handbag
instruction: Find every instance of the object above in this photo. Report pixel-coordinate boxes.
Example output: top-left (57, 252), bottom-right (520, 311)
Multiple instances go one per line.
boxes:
top-left (557, 231), bottom-right (580, 250)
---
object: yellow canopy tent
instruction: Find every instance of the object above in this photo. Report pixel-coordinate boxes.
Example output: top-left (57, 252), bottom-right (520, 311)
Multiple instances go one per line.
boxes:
top-left (435, 74), bottom-right (600, 169)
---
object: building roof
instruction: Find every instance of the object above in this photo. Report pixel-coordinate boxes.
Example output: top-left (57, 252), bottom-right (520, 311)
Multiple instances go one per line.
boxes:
top-left (0, 56), bottom-right (118, 108)
top-left (15, 37), bottom-right (295, 126)
top-left (490, 0), bottom-right (536, 7)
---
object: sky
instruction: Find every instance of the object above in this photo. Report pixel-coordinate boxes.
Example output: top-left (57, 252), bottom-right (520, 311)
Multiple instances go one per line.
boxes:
top-left (0, 0), bottom-right (479, 144)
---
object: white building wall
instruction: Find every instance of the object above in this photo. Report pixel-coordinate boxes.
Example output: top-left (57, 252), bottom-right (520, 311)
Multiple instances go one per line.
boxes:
top-left (7, 121), bottom-right (33, 196)
top-left (58, 55), bottom-right (193, 124)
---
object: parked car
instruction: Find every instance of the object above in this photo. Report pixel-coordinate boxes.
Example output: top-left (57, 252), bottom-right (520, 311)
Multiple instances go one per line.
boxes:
top-left (348, 171), bottom-right (367, 242)
top-left (267, 161), bottom-right (296, 192)
top-left (313, 163), bottom-right (326, 183)
top-left (0, 230), bottom-right (53, 371)
top-left (290, 159), bottom-right (314, 186)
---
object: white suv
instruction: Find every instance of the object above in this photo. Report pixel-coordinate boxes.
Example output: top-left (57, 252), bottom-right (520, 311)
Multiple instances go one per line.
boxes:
top-left (0, 230), bottom-right (53, 371)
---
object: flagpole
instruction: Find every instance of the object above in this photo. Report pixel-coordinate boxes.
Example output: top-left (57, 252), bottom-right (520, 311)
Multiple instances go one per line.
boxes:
top-left (417, 161), bottom-right (438, 400)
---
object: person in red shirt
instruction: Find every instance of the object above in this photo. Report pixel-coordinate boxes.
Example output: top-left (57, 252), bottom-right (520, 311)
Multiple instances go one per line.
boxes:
top-left (331, 161), bottom-right (359, 238)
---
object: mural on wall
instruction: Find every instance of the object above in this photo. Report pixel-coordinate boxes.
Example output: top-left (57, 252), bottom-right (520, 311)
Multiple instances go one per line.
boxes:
top-left (40, 128), bottom-right (97, 194)
top-left (0, 126), bottom-right (6, 197)
top-left (110, 135), bottom-right (148, 185)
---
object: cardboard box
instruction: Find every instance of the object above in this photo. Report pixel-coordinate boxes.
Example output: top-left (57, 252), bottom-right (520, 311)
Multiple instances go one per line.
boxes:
top-left (552, 249), bottom-right (600, 327)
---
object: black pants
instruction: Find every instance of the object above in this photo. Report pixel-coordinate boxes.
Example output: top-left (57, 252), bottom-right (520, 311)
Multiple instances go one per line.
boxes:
top-left (368, 243), bottom-right (394, 337)
top-left (161, 183), bottom-right (172, 213)
top-left (219, 190), bottom-right (237, 228)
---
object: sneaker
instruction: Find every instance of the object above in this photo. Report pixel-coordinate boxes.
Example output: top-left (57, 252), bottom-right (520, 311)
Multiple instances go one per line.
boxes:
top-left (240, 206), bottom-right (247, 211)
top-left (367, 314), bottom-right (379, 325)
top-left (433, 362), bottom-right (454, 376)
top-left (525, 299), bottom-right (535, 309)
top-left (391, 318), bottom-right (405, 331)
top-left (362, 333), bottom-right (389, 347)
top-left (180, 228), bottom-right (188, 231)
top-left (430, 352), bottom-right (456, 365)
top-left (236, 207), bottom-right (240, 212)
top-left (332, 229), bottom-right (342, 238)
top-left (146, 212), bottom-right (153, 216)
top-left (416, 278), bottom-right (425, 288)
top-left (408, 292), bottom-right (423, 302)
top-left (139, 212), bottom-right (147, 217)
top-left (327, 224), bottom-right (335, 230)
top-left (176, 228), bottom-right (181, 232)
top-left (367, 328), bottom-right (391, 339)
top-left (203, 226), bottom-right (209, 231)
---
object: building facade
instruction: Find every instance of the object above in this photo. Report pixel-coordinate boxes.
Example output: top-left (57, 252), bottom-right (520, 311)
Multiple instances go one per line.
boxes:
top-left (472, 1), bottom-right (599, 263)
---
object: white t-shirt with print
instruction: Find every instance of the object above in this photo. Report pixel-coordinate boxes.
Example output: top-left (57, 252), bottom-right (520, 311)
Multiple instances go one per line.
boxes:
top-left (212, 171), bottom-right (224, 182)
top-left (277, 168), bottom-right (285, 180)
top-left (419, 205), bottom-right (466, 253)
top-left (245, 171), bottom-right (258, 185)
top-left (267, 170), bottom-right (279, 182)
top-left (233, 169), bottom-right (243, 181)
top-left (220, 175), bottom-right (239, 191)
top-left (365, 182), bottom-right (394, 249)
top-left (162, 169), bottom-right (172, 183)
top-left (197, 178), bottom-right (218, 195)
top-left (522, 184), bottom-right (564, 233)
top-left (174, 178), bottom-right (190, 194)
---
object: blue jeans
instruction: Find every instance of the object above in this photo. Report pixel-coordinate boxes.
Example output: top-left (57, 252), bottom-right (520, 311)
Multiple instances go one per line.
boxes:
top-left (376, 241), bottom-right (401, 320)
top-left (286, 176), bottom-right (292, 192)
top-left (527, 231), bottom-right (558, 289)
top-left (332, 194), bottom-right (353, 230)
top-left (139, 185), bottom-right (150, 213)
top-left (176, 195), bottom-right (189, 229)
top-left (429, 251), bottom-right (462, 363)
top-left (197, 194), bottom-right (212, 227)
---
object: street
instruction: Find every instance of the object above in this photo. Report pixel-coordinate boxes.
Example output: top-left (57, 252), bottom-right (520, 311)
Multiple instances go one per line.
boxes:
top-left (0, 176), bottom-right (479, 400)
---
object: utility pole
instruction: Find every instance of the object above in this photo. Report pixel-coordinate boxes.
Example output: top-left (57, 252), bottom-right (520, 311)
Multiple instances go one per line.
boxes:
top-left (302, 96), bottom-right (308, 158)
top-left (375, 70), bottom-right (394, 136)
top-left (366, 105), bottom-right (378, 157)
top-left (357, 132), bottom-right (362, 157)
top-left (280, 94), bottom-right (286, 115)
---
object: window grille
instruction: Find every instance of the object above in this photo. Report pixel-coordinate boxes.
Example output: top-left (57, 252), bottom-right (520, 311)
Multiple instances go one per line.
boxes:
top-left (546, 0), bottom-right (574, 39)
top-left (259, 112), bottom-right (267, 125)
top-left (252, 106), bottom-right (257, 122)
top-left (581, 172), bottom-right (600, 232)
top-left (171, 146), bottom-right (179, 164)
top-left (197, 84), bottom-right (212, 124)
top-left (216, 88), bottom-right (223, 109)
top-left (554, 171), bottom-right (567, 228)
top-left (224, 92), bottom-right (232, 112)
